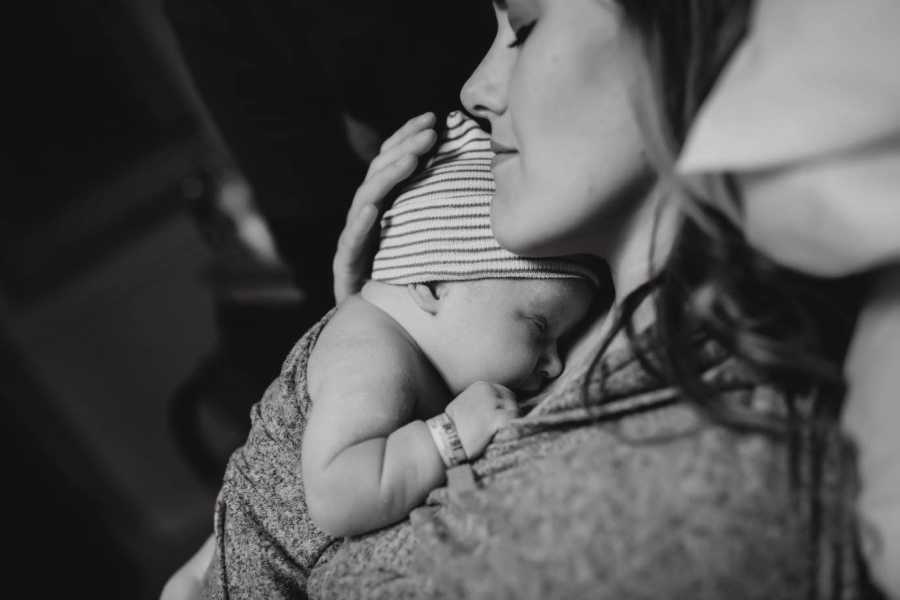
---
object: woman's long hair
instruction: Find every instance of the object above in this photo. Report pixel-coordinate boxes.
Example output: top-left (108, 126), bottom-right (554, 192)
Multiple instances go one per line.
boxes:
top-left (604, 1), bottom-right (873, 598)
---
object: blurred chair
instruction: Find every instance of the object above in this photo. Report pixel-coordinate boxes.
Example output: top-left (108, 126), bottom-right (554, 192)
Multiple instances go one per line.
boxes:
top-left (169, 172), bottom-right (310, 487)
top-left (3, 1), bottom-right (233, 597)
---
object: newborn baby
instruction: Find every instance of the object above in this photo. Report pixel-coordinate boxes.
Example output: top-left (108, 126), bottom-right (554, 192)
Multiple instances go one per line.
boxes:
top-left (202, 112), bottom-right (603, 599)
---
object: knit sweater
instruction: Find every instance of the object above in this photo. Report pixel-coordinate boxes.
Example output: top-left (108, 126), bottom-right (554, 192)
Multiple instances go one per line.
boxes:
top-left (204, 310), bottom-right (861, 600)
top-left (202, 310), bottom-right (338, 599)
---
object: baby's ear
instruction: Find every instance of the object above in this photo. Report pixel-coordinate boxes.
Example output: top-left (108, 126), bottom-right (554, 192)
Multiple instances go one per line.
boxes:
top-left (407, 282), bottom-right (442, 315)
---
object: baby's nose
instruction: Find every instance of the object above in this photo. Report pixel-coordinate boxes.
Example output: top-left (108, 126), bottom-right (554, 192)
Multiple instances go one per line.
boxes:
top-left (539, 349), bottom-right (563, 380)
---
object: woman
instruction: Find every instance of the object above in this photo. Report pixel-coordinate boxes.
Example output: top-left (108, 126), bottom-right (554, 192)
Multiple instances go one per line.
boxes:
top-left (166, 1), bottom-right (876, 598)
top-left (323, 1), bottom-right (870, 598)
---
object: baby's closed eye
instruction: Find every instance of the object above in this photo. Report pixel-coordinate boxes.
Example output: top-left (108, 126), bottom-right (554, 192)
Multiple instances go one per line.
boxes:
top-left (529, 315), bottom-right (549, 335)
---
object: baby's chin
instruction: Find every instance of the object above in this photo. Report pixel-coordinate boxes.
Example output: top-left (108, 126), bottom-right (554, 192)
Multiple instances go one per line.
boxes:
top-left (449, 380), bottom-right (541, 398)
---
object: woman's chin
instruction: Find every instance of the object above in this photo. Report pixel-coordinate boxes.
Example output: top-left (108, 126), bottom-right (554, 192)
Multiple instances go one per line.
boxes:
top-left (491, 199), bottom-right (537, 254)
top-left (492, 208), bottom-right (567, 257)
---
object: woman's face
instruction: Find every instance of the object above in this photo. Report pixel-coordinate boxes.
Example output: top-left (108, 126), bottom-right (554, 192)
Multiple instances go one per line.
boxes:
top-left (460, 0), bottom-right (651, 258)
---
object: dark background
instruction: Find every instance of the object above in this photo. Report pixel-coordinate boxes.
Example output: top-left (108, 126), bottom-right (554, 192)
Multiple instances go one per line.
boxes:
top-left (2, 1), bottom-right (491, 597)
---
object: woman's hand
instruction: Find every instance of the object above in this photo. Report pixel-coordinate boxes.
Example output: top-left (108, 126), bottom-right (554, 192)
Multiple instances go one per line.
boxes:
top-left (445, 381), bottom-right (518, 460)
top-left (333, 112), bottom-right (438, 302)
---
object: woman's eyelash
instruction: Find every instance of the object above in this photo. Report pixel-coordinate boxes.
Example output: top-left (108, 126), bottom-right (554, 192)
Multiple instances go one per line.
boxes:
top-left (507, 21), bottom-right (536, 48)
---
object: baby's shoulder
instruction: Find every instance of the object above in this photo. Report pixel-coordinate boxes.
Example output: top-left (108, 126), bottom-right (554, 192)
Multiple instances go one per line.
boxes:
top-left (309, 296), bottom-right (424, 394)
top-left (315, 295), bottom-right (416, 361)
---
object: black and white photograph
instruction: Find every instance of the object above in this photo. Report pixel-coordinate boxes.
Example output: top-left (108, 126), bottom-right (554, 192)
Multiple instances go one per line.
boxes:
top-left (3, 1), bottom-right (899, 598)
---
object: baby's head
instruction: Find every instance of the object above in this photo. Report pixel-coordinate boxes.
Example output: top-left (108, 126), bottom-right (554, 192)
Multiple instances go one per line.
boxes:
top-left (405, 277), bottom-right (594, 395)
top-left (371, 112), bottom-right (606, 395)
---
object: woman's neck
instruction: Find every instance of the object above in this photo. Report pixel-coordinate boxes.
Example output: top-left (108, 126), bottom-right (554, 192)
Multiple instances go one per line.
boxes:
top-left (609, 184), bottom-right (674, 300)
top-left (605, 182), bottom-right (671, 286)
top-left (592, 182), bottom-right (677, 341)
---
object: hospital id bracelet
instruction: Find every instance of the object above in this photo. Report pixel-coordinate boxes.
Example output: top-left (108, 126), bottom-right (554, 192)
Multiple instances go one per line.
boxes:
top-left (426, 412), bottom-right (468, 468)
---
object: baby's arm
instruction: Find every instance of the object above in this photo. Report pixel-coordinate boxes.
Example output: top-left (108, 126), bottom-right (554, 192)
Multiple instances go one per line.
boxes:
top-left (303, 380), bottom-right (443, 537)
top-left (301, 314), bottom-right (446, 537)
top-left (302, 307), bottom-right (516, 537)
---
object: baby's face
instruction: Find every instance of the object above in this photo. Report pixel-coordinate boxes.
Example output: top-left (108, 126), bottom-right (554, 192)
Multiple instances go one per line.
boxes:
top-left (435, 278), bottom-right (595, 396)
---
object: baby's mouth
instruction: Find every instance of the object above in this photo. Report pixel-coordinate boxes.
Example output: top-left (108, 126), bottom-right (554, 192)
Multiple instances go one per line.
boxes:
top-left (514, 379), bottom-right (545, 396)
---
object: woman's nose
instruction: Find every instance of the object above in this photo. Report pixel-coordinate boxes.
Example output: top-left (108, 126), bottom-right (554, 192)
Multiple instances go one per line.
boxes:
top-left (539, 347), bottom-right (563, 380)
top-left (460, 39), bottom-right (511, 127)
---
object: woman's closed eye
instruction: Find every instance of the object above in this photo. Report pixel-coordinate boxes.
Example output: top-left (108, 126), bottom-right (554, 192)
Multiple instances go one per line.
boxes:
top-left (508, 21), bottom-right (536, 48)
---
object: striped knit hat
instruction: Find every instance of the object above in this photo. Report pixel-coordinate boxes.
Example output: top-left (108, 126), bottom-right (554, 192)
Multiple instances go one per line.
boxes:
top-left (371, 111), bottom-right (600, 287)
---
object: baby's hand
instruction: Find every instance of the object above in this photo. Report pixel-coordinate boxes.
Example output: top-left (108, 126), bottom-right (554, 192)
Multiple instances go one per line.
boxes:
top-left (445, 382), bottom-right (518, 460)
top-left (333, 112), bottom-right (437, 302)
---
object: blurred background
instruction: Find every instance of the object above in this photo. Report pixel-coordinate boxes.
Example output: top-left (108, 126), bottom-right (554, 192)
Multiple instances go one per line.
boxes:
top-left (2, 1), bottom-right (490, 597)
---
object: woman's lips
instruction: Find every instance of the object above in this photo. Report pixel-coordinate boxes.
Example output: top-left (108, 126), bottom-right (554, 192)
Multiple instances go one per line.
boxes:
top-left (490, 140), bottom-right (518, 168)
top-left (492, 153), bottom-right (516, 169)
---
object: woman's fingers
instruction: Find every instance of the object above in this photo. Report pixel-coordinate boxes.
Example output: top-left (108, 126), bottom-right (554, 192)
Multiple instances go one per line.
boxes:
top-left (348, 154), bottom-right (418, 224)
top-left (333, 112), bottom-right (438, 303)
top-left (335, 149), bottom-right (418, 301)
top-left (367, 128), bottom-right (437, 176)
top-left (333, 204), bottom-right (379, 302)
top-left (379, 111), bottom-right (435, 152)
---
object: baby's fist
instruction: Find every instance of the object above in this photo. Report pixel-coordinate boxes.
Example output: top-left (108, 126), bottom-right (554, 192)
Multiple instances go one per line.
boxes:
top-left (445, 381), bottom-right (518, 460)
